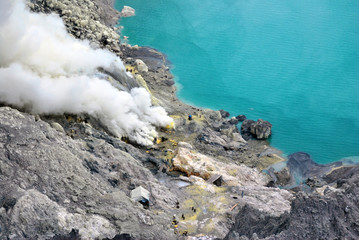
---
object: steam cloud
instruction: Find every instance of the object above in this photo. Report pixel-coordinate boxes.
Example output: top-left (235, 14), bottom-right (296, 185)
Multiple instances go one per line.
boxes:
top-left (0, 0), bottom-right (173, 145)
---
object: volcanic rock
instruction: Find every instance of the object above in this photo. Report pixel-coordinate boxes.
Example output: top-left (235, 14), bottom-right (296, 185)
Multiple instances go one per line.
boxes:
top-left (228, 117), bottom-right (239, 125)
top-left (236, 115), bottom-right (247, 121)
top-left (219, 109), bottom-right (230, 118)
top-left (250, 119), bottom-right (272, 139)
top-left (240, 119), bottom-right (255, 140)
top-left (3, 1), bottom-right (358, 239)
top-left (172, 147), bottom-right (269, 186)
top-left (0, 107), bottom-right (177, 240)
top-left (287, 152), bottom-right (342, 181)
top-left (225, 171), bottom-right (359, 239)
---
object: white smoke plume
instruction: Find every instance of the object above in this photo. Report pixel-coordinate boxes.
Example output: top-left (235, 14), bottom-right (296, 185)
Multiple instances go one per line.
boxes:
top-left (0, 0), bottom-right (173, 145)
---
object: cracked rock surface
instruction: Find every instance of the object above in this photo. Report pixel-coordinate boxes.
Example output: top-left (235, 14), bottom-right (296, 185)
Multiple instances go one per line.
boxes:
top-left (0, 107), bottom-right (177, 240)
top-left (225, 171), bottom-right (359, 239)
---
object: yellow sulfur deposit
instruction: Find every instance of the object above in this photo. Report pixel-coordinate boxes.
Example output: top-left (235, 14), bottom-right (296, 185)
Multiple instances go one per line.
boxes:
top-left (165, 121), bottom-right (175, 129)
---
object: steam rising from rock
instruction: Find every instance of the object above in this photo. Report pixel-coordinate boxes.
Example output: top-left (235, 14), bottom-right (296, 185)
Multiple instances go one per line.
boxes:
top-left (0, 0), bottom-right (172, 145)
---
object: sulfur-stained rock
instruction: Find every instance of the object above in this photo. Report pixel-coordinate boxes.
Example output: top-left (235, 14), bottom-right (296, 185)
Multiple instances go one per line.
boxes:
top-left (175, 174), bottom-right (293, 238)
top-left (172, 147), bottom-right (270, 186)
top-left (134, 74), bottom-right (159, 104)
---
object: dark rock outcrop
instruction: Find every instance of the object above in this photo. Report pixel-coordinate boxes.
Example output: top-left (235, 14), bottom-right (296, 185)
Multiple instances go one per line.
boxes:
top-left (250, 119), bottom-right (272, 140)
top-left (219, 110), bottom-right (230, 118)
top-left (323, 165), bottom-right (359, 184)
top-left (236, 115), bottom-right (247, 121)
top-left (241, 119), bottom-right (272, 140)
top-left (121, 46), bottom-right (170, 71)
top-left (228, 117), bottom-right (239, 125)
top-left (287, 152), bottom-right (342, 180)
top-left (267, 167), bottom-right (292, 187)
top-left (305, 176), bottom-right (327, 188)
top-left (225, 205), bottom-right (290, 239)
top-left (225, 170), bottom-right (359, 240)
top-left (240, 119), bottom-right (255, 140)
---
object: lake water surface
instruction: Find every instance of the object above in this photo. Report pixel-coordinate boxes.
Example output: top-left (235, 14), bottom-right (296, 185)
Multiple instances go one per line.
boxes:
top-left (116, 0), bottom-right (359, 164)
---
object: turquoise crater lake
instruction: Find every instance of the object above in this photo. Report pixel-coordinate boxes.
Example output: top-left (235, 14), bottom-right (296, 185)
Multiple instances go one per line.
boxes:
top-left (115, 0), bottom-right (359, 164)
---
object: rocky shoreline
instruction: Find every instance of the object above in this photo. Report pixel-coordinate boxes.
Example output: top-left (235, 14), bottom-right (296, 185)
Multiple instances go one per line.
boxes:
top-left (0, 1), bottom-right (358, 239)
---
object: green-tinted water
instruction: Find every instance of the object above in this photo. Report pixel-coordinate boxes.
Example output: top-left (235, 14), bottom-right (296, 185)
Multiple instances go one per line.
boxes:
top-left (116, 0), bottom-right (359, 163)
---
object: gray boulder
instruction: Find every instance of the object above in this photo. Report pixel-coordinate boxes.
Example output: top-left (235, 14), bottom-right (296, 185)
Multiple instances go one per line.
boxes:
top-left (135, 59), bottom-right (149, 73)
top-left (241, 119), bottom-right (272, 140)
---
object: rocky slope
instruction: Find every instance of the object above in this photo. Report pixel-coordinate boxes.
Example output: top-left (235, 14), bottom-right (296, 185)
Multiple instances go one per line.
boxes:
top-left (0, 105), bottom-right (291, 239)
top-left (28, 0), bottom-right (122, 53)
top-left (0, 1), bottom-right (358, 240)
top-left (0, 106), bottom-right (178, 240)
top-left (225, 168), bottom-right (359, 240)
top-left (0, 1), bottom-right (287, 239)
